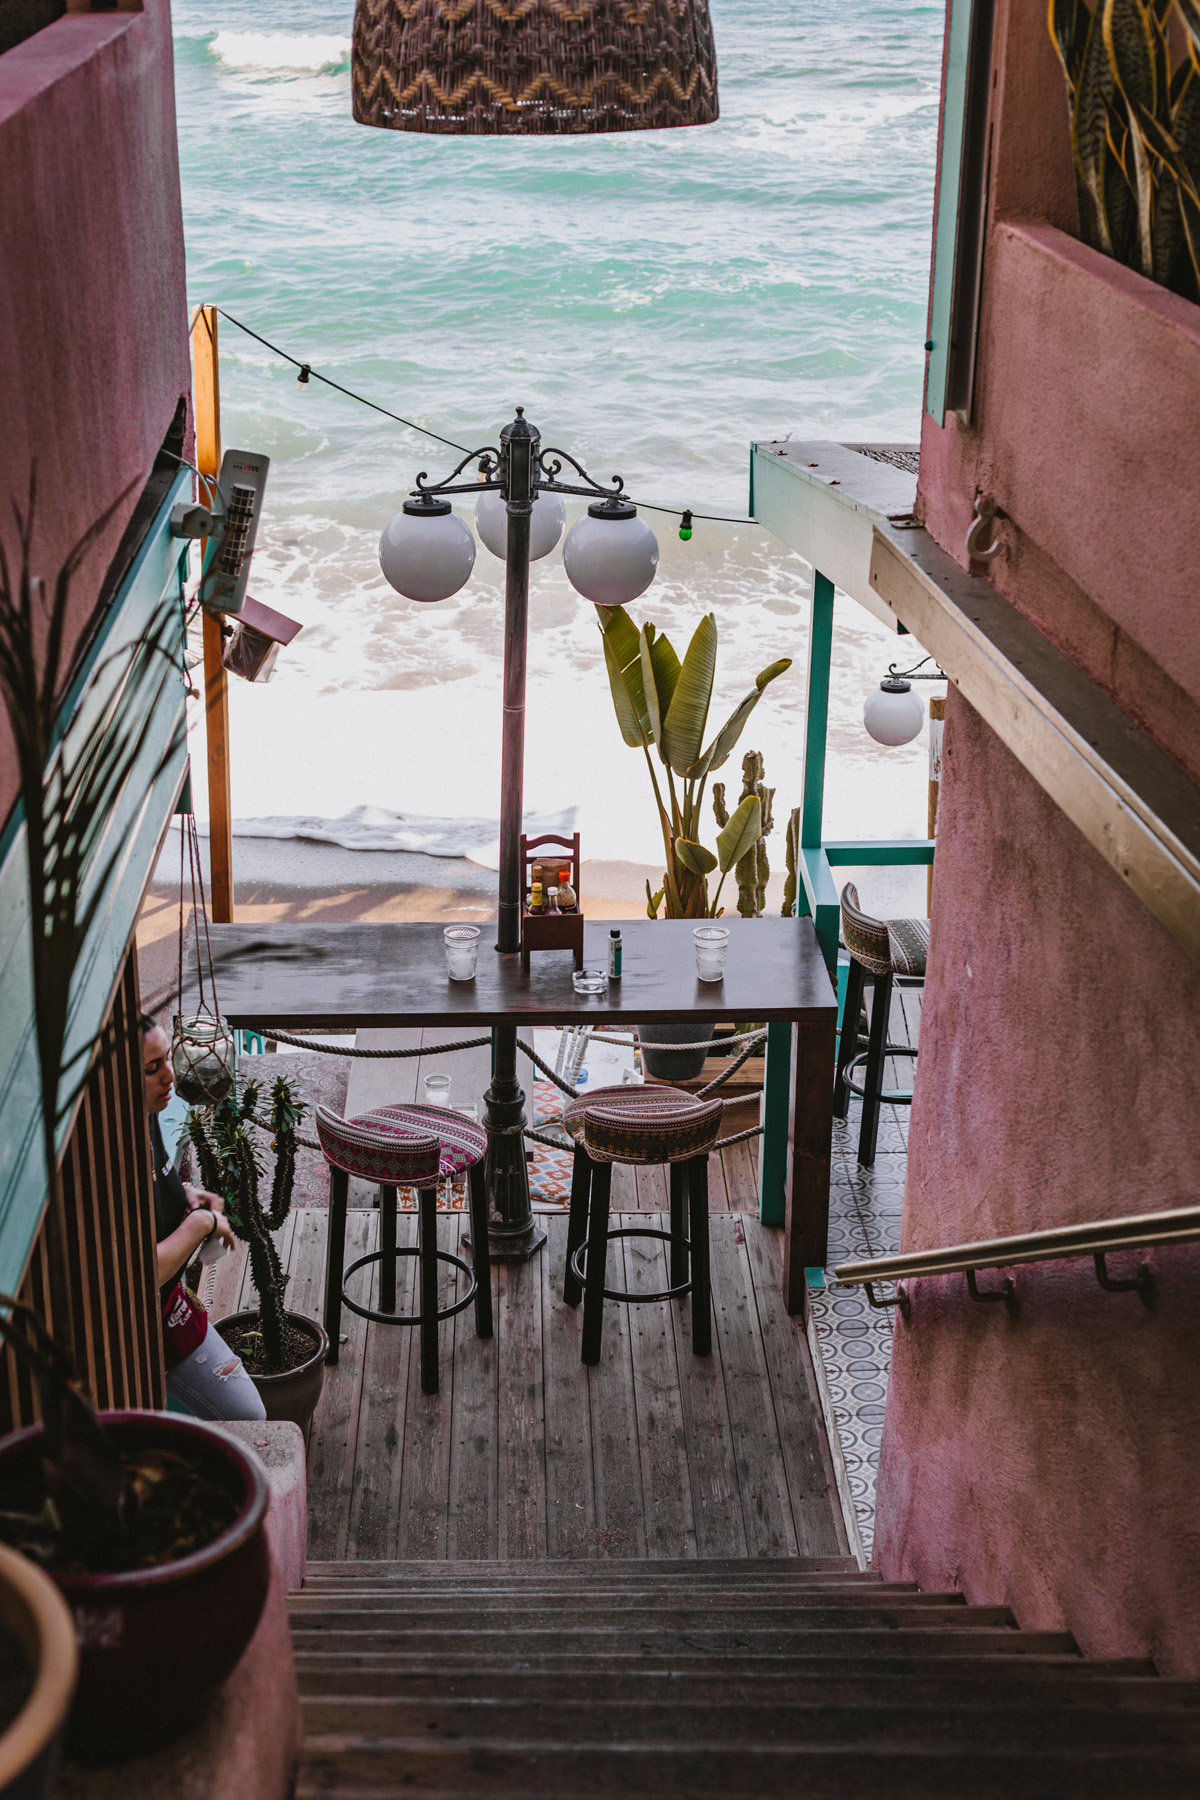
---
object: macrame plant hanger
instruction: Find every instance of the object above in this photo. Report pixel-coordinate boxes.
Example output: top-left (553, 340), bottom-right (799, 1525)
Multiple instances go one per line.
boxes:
top-left (172, 808), bottom-right (236, 1107)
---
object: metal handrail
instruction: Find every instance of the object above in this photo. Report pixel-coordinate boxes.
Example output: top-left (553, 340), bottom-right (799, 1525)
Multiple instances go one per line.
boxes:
top-left (834, 1203), bottom-right (1200, 1315)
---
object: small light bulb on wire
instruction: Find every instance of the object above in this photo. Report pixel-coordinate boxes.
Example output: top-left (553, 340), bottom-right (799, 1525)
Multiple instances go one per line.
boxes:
top-left (297, 363), bottom-right (311, 390)
top-left (679, 509), bottom-right (693, 542)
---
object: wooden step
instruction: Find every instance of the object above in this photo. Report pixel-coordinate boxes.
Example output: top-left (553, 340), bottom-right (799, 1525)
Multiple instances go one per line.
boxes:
top-left (294, 1739), bottom-right (1200, 1799)
top-left (288, 1624), bottom-right (1079, 1660)
top-left (296, 1694), bottom-right (1200, 1748)
top-left (286, 1612), bottom-right (1000, 1641)
top-left (293, 1662), bottom-right (1180, 1706)
top-left (301, 1557), bottom-right (860, 1579)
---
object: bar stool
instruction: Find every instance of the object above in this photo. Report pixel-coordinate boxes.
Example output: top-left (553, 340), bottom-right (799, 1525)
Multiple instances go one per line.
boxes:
top-left (834, 882), bottom-right (928, 1167)
top-left (559, 1085), bottom-right (724, 1366)
top-left (315, 1102), bottom-right (491, 1395)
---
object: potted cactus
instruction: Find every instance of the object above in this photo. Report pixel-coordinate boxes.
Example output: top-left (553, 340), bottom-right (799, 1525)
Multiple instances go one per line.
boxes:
top-left (185, 1077), bottom-right (328, 1433)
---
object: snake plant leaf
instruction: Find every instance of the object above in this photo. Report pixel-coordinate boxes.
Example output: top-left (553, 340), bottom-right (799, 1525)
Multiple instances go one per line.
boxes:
top-left (1104, 0), bottom-right (1157, 114)
top-left (639, 623), bottom-right (682, 751)
top-left (716, 794), bottom-right (762, 875)
top-left (1072, 0), bottom-right (1119, 247)
top-left (602, 631), bottom-right (650, 748)
top-left (676, 837), bottom-right (718, 877)
top-left (685, 658), bottom-right (793, 781)
top-left (1177, 0), bottom-right (1200, 54)
top-left (1050, 0), bottom-right (1090, 86)
top-left (660, 613), bottom-right (718, 777)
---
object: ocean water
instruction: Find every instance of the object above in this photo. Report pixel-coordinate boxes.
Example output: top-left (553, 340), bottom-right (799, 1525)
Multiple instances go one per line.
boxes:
top-left (172, 0), bottom-right (945, 898)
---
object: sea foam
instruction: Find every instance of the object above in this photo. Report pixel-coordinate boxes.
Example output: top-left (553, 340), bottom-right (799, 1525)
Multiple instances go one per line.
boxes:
top-left (208, 31), bottom-right (351, 76)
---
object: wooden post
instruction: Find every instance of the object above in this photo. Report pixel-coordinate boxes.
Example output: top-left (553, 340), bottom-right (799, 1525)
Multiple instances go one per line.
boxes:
top-left (927, 693), bottom-right (945, 914)
top-left (190, 306), bottom-right (234, 924)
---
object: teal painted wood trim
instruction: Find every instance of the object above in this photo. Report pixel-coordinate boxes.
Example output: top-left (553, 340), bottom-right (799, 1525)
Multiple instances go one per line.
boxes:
top-left (823, 839), bottom-right (936, 866)
top-left (0, 472), bottom-right (191, 1296)
top-left (925, 0), bottom-right (976, 426)
top-left (758, 1019), bottom-right (791, 1225)
top-left (801, 847), bottom-right (841, 973)
top-left (801, 572), bottom-right (835, 849)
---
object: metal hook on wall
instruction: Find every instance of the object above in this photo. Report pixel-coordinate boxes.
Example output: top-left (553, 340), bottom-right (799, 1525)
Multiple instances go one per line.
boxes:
top-left (965, 494), bottom-right (1004, 562)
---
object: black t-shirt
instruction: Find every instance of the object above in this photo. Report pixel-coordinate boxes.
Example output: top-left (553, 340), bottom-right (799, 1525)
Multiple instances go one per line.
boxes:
top-left (149, 1114), bottom-right (190, 1296)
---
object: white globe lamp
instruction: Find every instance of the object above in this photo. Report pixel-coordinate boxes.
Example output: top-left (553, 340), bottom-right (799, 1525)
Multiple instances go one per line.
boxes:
top-left (562, 500), bottom-right (659, 607)
top-left (379, 498), bottom-right (476, 603)
top-left (475, 486), bottom-right (566, 562)
top-left (863, 678), bottom-right (925, 747)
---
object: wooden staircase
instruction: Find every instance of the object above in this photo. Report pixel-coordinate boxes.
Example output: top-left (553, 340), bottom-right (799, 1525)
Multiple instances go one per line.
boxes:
top-left (290, 1557), bottom-right (1200, 1797)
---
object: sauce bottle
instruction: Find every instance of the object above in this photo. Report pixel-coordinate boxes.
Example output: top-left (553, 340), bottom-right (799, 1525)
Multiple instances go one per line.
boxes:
top-left (556, 868), bottom-right (577, 911)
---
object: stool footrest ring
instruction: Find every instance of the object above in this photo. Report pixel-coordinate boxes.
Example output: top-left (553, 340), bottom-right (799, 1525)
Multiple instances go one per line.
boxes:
top-left (340, 1245), bottom-right (478, 1327)
top-left (570, 1225), bottom-right (692, 1303)
top-left (842, 1044), bottom-right (918, 1106)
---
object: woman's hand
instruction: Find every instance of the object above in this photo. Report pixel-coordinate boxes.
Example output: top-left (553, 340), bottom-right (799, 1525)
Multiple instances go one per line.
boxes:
top-left (156, 1207), bottom-right (234, 1286)
top-left (184, 1183), bottom-right (225, 1217)
top-left (205, 1210), bottom-right (236, 1253)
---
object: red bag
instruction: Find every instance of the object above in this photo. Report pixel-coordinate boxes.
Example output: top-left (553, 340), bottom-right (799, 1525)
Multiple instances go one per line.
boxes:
top-left (160, 1279), bottom-right (207, 1369)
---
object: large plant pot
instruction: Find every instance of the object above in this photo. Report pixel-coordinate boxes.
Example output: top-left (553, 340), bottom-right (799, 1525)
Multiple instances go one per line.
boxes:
top-left (219, 1310), bottom-right (328, 1435)
top-left (0, 1545), bottom-right (77, 1800)
top-left (0, 1413), bottom-right (269, 1763)
top-left (638, 1020), bottom-right (712, 1083)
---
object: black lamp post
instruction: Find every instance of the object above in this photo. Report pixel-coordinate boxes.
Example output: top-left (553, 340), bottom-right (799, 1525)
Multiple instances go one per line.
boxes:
top-left (378, 410), bottom-right (660, 1258)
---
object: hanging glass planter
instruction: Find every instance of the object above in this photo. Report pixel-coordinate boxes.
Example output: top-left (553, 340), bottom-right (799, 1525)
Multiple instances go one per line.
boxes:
top-left (171, 1013), bottom-right (236, 1106)
top-left (172, 805), bottom-right (236, 1107)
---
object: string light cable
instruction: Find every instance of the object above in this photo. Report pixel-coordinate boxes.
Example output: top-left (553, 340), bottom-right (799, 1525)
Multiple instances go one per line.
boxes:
top-left (212, 307), bottom-right (764, 536)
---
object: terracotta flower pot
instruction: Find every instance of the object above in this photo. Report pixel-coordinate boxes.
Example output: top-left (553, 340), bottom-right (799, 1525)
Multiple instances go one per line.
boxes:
top-left (639, 1020), bottom-right (712, 1082)
top-left (220, 1310), bottom-right (328, 1435)
top-left (0, 1544), bottom-right (77, 1800)
top-left (0, 1413), bottom-right (269, 1763)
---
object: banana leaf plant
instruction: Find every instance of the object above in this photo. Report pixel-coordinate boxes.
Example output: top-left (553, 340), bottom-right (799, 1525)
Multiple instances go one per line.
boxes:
top-left (597, 605), bottom-right (791, 918)
top-left (1050, 0), bottom-right (1200, 303)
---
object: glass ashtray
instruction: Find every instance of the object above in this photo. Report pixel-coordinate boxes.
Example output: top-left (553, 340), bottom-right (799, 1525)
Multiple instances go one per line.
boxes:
top-left (572, 968), bottom-right (608, 994)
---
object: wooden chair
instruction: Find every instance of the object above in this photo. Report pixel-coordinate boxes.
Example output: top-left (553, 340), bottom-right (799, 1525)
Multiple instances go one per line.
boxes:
top-left (833, 882), bottom-right (928, 1167)
top-left (558, 1084), bottom-right (725, 1366)
top-left (315, 1102), bottom-right (491, 1395)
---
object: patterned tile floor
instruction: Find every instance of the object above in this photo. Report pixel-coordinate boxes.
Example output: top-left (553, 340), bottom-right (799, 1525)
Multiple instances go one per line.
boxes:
top-left (808, 1073), bottom-right (911, 1558)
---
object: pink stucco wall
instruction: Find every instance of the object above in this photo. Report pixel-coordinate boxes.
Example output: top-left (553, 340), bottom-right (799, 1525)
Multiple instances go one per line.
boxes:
top-left (0, 3), bottom-right (190, 824)
top-left (874, 692), bottom-right (1200, 1672)
top-left (876, 0), bottom-right (1200, 1671)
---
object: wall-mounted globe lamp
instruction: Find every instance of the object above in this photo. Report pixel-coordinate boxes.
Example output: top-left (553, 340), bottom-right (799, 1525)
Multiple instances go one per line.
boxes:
top-left (376, 408), bottom-right (658, 1263)
top-left (862, 655), bottom-right (947, 747)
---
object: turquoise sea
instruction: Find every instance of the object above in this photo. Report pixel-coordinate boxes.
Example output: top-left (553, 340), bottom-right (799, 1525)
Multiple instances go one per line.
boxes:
top-left (172, 1), bottom-right (945, 881)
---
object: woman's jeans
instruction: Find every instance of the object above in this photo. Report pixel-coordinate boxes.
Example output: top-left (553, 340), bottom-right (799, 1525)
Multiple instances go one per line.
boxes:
top-left (166, 1320), bottom-right (266, 1422)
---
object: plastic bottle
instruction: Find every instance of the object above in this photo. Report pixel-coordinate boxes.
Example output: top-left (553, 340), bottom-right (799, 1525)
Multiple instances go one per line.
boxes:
top-left (556, 868), bottom-right (577, 911)
top-left (608, 928), bottom-right (623, 979)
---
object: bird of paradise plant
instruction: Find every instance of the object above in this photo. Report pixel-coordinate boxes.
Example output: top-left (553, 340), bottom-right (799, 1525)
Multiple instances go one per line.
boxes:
top-left (1050, 0), bottom-right (1200, 302)
top-left (597, 605), bottom-right (791, 918)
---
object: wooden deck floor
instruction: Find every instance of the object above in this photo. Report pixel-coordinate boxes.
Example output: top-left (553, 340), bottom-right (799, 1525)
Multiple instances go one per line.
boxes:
top-left (205, 1192), bottom-right (848, 1565)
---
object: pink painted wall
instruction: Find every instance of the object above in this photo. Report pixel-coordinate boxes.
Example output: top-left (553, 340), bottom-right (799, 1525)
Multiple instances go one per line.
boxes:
top-left (0, 3), bottom-right (190, 824)
top-left (875, 0), bottom-right (1200, 1671)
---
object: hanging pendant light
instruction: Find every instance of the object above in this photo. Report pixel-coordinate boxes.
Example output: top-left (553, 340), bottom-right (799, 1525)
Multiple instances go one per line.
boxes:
top-left (352, 0), bottom-right (719, 136)
top-left (863, 678), bottom-right (925, 747)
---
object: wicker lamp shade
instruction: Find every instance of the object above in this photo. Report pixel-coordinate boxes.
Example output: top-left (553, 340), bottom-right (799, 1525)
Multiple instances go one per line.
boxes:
top-left (352, 0), bottom-right (719, 135)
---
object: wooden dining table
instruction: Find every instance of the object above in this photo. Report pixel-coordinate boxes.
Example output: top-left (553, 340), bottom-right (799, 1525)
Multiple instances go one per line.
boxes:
top-left (201, 915), bottom-right (837, 1313)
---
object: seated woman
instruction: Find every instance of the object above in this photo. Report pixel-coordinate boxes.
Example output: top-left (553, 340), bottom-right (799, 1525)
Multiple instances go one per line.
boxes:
top-left (142, 1018), bottom-right (266, 1422)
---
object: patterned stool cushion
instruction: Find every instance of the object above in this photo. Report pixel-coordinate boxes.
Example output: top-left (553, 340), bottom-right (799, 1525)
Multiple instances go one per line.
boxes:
top-left (561, 1082), bottom-right (712, 1143)
top-left (358, 1102), bottom-right (488, 1178)
top-left (841, 882), bottom-right (929, 978)
top-left (581, 1093), bottom-right (725, 1166)
top-left (316, 1104), bottom-right (441, 1185)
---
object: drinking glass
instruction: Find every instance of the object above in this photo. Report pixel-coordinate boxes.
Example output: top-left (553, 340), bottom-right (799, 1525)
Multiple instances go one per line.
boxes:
top-left (444, 924), bottom-right (480, 980)
top-left (693, 925), bottom-right (730, 983)
top-left (423, 1073), bottom-right (452, 1106)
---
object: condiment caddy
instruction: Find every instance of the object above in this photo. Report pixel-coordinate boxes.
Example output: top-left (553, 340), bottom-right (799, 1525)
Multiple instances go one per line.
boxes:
top-left (520, 830), bottom-right (585, 973)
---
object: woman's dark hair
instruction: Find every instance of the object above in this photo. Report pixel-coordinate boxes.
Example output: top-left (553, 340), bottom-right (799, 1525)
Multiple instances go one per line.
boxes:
top-left (139, 1014), bottom-right (159, 1036)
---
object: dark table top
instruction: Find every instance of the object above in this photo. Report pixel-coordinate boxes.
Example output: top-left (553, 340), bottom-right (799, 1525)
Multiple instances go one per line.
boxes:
top-left (200, 917), bottom-right (835, 1030)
